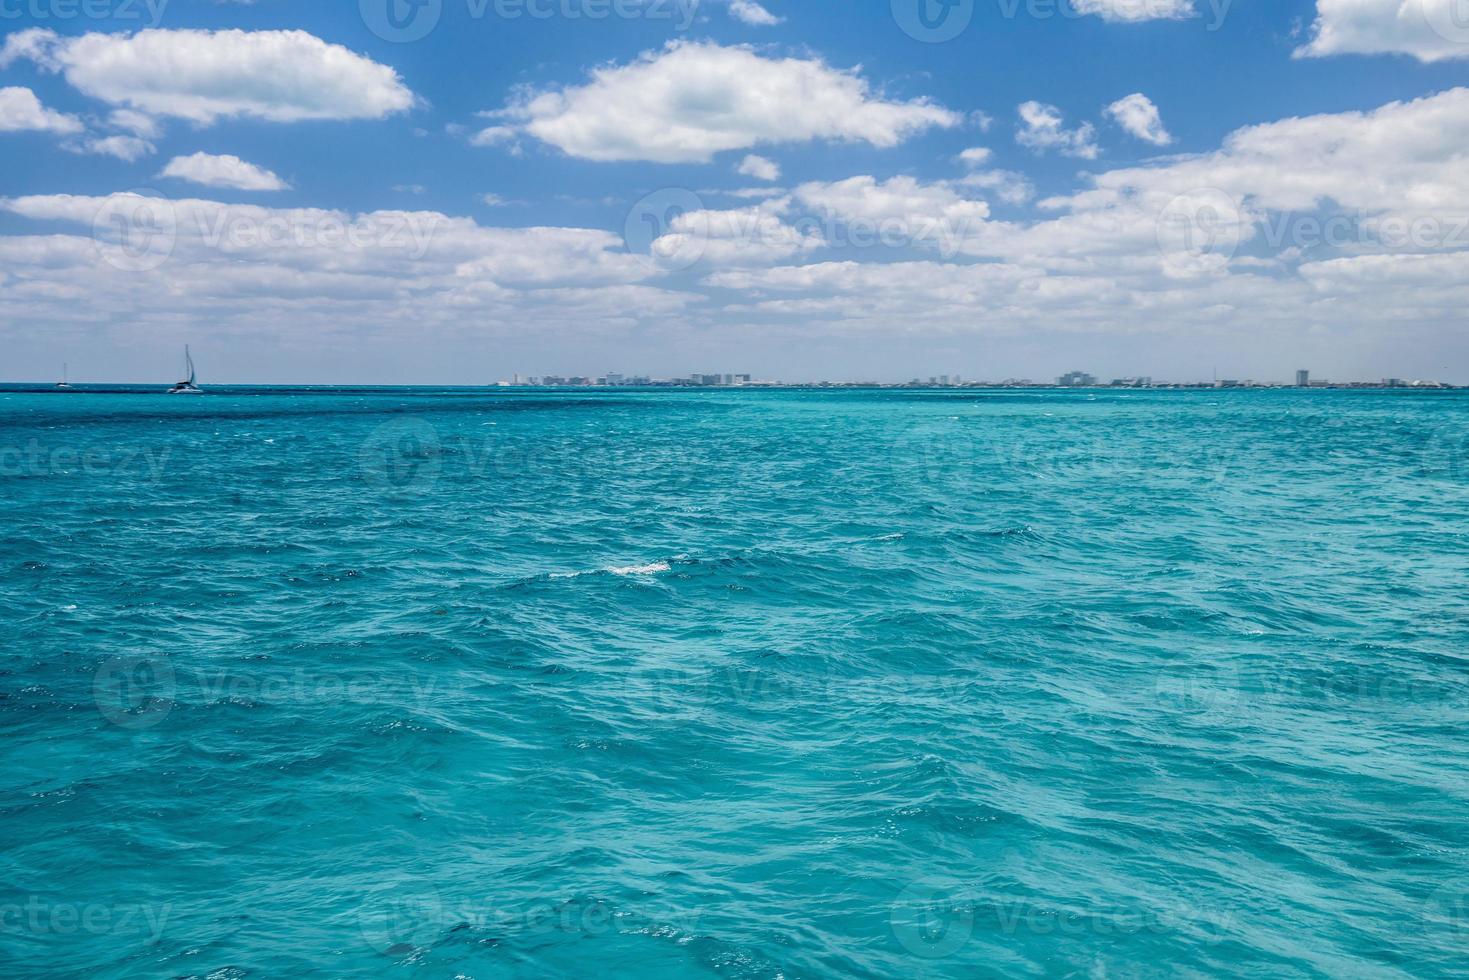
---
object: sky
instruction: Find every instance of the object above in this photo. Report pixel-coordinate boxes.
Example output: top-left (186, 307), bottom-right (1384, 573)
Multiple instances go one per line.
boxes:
top-left (1, 0), bottom-right (1468, 384)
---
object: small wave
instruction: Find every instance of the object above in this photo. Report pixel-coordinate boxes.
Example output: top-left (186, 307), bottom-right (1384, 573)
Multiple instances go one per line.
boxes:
top-left (608, 561), bottom-right (671, 576)
top-left (550, 560), bottom-right (671, 580)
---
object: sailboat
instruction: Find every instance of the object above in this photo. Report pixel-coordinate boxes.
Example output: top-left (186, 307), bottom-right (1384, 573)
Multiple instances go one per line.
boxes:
top-left (167, 346), bottom-right (203, 394)
top-left (55, 363), bottom-right (74, 391)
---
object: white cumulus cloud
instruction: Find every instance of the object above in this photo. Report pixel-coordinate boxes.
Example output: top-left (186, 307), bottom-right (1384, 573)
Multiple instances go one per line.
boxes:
top-left (1016, 102), bottom-right (1099, 159)
top-left (737, 154), bottom-right (781, 181)
top-left (958, 146), bottom-right (993, 167)
top-left (0, 194), bottom-right (693, 340)
top-left (161, 152), bottom-right (289, 191)
top-left (0, 86), bottom-right (82, 134)
top-left (727, 0), bottom-right (782, 25)
top-left (1071, 0), bottom-right (1195, 21)
top-left (70, 135), bottom-right (156, 161)
top-left (1106, 93), bottom-right (1174, 145)
top-left (495, 41), bottom-right (960, 163)
top-left (108, 109), bottom-right (161, 139)
top-left (1296, 0), bottom-right (1469, 63)
top-left (1, 28), bottom-right (415, 124)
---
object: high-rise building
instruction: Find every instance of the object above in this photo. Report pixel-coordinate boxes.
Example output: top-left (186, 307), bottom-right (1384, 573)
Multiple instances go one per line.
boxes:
top-left (1296, 370), bottom-right (1310, 387)
top-left (1058, 371), bottom-right (1097, 387)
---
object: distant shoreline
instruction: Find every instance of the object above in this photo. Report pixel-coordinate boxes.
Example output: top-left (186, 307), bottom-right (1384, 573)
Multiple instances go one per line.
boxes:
top-left (1, 383), bottom-right (1461, 394)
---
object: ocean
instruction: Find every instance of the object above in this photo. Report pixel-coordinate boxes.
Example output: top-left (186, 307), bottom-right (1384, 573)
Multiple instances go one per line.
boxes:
top-left (2, 386), bottom-right (1467, 977)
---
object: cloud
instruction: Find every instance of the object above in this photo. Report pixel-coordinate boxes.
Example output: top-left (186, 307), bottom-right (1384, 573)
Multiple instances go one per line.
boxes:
top-left (108, 109), bottom-right (161, 139)
top-left (0, 86), bottom-right (83, 135)
top-left (655, 201), bottom-right (824, 266)
top-left (958, 146), bottom-right (993, 167)
top-left (471, 126), bottom-right (515, 145)
top-left (1, 28), bottom-right (415, 124)
top-left (956, 169), bottom-right (1035, 205)
top-left (0, 194), bottom-right (695, 338)
top-left (701, 86), bottom-right (1469, 334)
top-left (1296, 0), bottom-right (1469, 63)
top-left (69, 135), bottom-right (156, 161)
top-left (792, 175), bottom-right (990, 232)
top-left (1106, 93), bottom-right (1174, 145)
top-left (1016, 101), bottom-right (1099, 159)
top-left (496, 41), bottom-right (960, 163)
top-left (726, 0), bottom-right (782, 24)
top-left (705, 186), bottom-right (788, 199)
top-left (646, 177), bottom-right (996, 264)
top-left (1071, 0), bottom-right (1195, 21)
top-left (4, 87), bottom-right (1469, 362)
top-left (1079, 86), bottom-right (1469, 219)
top-left (737, 154), bottom-right (781, 181)
top-left (161, 152), bottom-right (289, 191)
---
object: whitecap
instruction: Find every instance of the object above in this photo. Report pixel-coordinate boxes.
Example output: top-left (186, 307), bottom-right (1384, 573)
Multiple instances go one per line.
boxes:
top-left (608, 561), bottom-right (671, 576)
top-left (550, 560), bottom-right (671, 580)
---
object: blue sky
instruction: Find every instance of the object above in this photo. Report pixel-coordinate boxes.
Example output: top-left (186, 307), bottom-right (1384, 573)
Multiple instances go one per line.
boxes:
top-left (2, 0), bottom-right (1468, 383)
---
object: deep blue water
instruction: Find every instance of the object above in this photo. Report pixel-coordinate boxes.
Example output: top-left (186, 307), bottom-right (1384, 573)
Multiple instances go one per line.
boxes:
top-left (2, 386), bottom-right (1467, 978)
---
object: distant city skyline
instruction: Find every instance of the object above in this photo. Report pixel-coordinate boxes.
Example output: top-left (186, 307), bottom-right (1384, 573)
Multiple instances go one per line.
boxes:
top-left (9, 361), bottom-right (1458, 389)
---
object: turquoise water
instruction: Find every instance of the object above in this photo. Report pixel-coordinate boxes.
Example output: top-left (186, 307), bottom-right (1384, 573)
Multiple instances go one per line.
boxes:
top-left (2, 386), bottom-right (1468, 978)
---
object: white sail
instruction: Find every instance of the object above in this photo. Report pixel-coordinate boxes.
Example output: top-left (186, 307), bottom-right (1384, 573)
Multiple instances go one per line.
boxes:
top-left (168, 346), bottom-right (203, 393)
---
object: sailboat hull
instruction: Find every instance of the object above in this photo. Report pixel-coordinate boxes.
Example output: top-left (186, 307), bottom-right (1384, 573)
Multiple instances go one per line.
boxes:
top-left (168, 346), bottom-right (201, 393)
